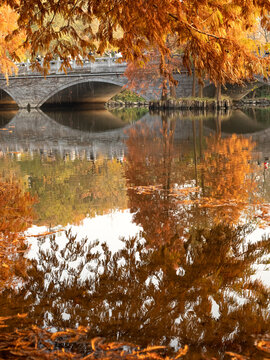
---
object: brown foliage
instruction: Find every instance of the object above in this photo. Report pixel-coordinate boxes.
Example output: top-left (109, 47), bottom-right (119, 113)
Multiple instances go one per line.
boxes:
top-left (0, 315), bottom-right (189, 359)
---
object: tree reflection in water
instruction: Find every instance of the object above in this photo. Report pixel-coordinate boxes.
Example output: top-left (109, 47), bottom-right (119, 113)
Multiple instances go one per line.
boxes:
top-left (1, 227), bottom-right (269, 358)
top-left (0, 177), bottom-right (34, 292)
top-left (1, 114), bottom-right (270, 359)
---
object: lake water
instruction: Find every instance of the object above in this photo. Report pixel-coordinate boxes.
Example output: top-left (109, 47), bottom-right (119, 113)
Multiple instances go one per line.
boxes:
top-left (0, 107), bottom-right (270, 359)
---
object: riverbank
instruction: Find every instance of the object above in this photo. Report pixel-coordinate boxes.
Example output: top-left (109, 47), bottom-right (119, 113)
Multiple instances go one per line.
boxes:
top-left (107, 98), bottom-right (232, 110)
top-left (234, 97), bottom-right (270, 107)
top-left (106, 97), bottom-right (270, 110)
top-left (149, 98), bottom-right (232, 110)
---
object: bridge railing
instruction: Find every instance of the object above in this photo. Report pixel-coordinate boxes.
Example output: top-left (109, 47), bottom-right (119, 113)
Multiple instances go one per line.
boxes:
top-left (16, 56), bottom-right (127, 75)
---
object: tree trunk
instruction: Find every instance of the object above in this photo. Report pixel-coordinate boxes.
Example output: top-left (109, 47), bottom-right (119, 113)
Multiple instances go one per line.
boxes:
top-left (170, 83), bottom-right (176, 98)
top-left (161, 81), bottom-right (168, 101)
top-left (192, 68), bottom-right (196, 97)
top-left (215, 113), bottom-right (221, 137)
top-left (198, 83), bottom-right (203, 98)
top-left (216, 82), bottom-right (222, 102)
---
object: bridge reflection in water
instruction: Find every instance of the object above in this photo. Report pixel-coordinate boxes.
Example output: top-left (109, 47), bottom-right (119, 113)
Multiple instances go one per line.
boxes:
top-left (0, 107), bottom-right (270, 157)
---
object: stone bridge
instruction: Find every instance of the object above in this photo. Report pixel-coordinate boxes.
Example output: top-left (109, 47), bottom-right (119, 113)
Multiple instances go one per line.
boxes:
top-left (0, 57), bottom-right (210, 109)
top-left (0, 57), bottom-right (269, 108)
top-left (0, 58), bottom-right (129, 109)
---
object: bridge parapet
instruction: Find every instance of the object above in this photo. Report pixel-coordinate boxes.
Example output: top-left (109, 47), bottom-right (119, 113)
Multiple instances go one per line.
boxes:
top-left (11, 57), bottom-right (127, 77)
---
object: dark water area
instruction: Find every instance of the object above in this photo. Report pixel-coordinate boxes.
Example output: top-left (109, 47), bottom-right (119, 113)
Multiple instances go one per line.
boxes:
top-left (0, 107), bottom-right (270, 359)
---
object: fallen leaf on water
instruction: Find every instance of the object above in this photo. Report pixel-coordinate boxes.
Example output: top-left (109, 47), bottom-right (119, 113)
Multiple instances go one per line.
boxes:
top-left (91, 337), bottom-right (104, 351)
top-left (17, 313), bottom-right (28, 318)
top-left (225, 351), bottom-right (249, 359)
top-left (138, 345), bottom-right (166, 353)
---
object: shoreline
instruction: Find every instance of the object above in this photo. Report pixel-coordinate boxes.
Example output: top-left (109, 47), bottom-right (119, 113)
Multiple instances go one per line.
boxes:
top-left (106, 98), bottom-right (270, 110)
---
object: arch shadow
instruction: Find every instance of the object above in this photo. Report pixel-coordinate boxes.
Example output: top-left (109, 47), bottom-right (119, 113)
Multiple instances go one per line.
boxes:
top-left (39, 78), bottom-right (149, 108)
top-left (0, 88), bottom-right (19, 109)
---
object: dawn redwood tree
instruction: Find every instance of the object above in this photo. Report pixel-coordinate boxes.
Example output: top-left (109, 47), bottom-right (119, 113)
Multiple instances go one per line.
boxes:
top-left (0, 5), bottom-right (25, 79)
top-left (0, 0), bottom-right (270, 88)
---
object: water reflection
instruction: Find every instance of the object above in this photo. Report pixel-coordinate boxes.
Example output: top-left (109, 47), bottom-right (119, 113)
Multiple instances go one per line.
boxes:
top-left (0, 107), bottom-right (147, 158)
top-left (0, 109), bottom-right (270, 359)
top-left (0, 110), bottom-right (17, 127)
top-left (0, 179), bottom-right (34, 292)
top-left (204, 108), bottom-right (270, 134)
top-left (43, 108), bottom-right (147, 132)
top-left (1, 226), bottom-right (269, 358)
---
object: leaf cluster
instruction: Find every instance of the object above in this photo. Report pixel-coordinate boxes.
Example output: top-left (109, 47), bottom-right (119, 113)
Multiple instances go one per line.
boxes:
top-left (1, 0), bottom-right (270, 83)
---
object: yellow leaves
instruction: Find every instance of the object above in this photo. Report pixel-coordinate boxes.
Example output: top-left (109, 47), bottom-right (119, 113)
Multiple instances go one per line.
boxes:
top-left (0, 0), bottom-right (269, 84)
top-left (0, 5), bottom-right (25, 78)
top-left (216, 10), bottom-right (224, 25)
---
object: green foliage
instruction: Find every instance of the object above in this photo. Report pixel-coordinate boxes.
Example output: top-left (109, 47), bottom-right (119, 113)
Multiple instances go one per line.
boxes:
top-left (111, 90), bottom-right (146, 102)
top-left (245, 85), bottom-right (270, 99)
top-left (0, 155), bottom-right (127, 227)
top-left (109, 107), bottom-right (149, 123)
top-left (242, 107), bottom-right (270, 125)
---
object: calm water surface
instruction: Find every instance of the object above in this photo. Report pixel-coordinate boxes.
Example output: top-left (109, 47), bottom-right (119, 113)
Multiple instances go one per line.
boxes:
top-left (0, 107), bottom-right (270, 359)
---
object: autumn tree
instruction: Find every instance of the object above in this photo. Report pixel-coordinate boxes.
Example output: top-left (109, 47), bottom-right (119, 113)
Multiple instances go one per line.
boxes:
top-left (0, 5), bottom-right (25, 79)
top-left (124, 45), bottom-right (182, 100)
top-left (0, 0), bottom-right (269, 90)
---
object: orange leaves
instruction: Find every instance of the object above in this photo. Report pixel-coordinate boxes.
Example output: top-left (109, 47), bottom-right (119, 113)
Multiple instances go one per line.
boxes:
top-left (225, 351), bottom-right (249, 360)
top-left (202, 134), bottom-right (257, 225)
top-left (0, 0), bottom-right (268, 84)
top-left (0, 5), bottom-right (25, 79)
top-left (255, 339), bottom-right (270, 354)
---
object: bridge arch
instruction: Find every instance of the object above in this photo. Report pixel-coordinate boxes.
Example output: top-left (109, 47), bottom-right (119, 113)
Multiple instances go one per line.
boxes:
top-left (202, 80), bottom-right (269, 100)
top-left (0, 87), bottom-right (19, 108)
top-left (39, 77), bottom-right (149, 108)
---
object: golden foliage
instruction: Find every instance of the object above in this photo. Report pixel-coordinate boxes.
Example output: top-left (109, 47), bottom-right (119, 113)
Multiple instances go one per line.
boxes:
top-left (0, 0), bottom-right (270, 83)
top-left (202, 134), bottom-right (257, 224)
top-left (0, 5), bottom-right (25, 79)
